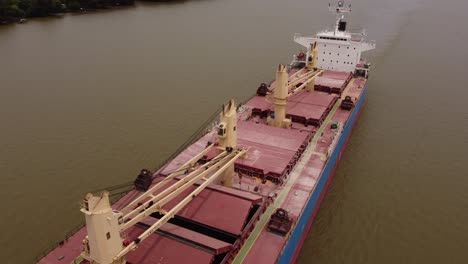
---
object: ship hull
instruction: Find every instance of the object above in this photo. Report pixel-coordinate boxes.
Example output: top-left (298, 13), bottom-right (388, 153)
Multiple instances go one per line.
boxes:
top-left (279, 86), bottom-right (367, 264)
top-left (37, 81), bottom-right (369, 264)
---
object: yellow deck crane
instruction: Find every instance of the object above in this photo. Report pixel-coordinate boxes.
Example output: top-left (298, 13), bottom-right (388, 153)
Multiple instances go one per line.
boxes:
top-left (79, 100), bottom-right (246, 264)
top-left (267, 63), bottom-right (323, 128)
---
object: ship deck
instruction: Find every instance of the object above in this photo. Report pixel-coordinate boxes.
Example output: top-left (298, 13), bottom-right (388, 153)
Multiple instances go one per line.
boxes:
top-left (38, 70), bottom-right (367, 264)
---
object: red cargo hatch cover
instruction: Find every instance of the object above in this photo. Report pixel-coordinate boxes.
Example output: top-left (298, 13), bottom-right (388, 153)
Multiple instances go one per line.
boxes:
top-left (160, 179), bottom-right (253, 236)
top-left (126, 226), bottom-right (214, 264)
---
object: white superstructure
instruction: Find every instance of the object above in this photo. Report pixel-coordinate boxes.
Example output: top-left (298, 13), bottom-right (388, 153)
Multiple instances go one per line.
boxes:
top-left (293, 0), bottom-right (375, 74)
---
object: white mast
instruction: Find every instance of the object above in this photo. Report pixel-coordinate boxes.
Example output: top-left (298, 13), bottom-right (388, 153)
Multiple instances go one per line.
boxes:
top-left (329, 0), bottom-right (352, 35)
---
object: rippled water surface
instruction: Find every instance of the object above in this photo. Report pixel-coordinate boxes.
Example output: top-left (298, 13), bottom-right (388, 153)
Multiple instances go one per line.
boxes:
top-left (1, 0), bottom-right (467, 263)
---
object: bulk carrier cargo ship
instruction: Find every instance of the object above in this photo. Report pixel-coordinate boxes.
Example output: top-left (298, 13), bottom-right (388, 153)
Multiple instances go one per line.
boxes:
top-left (37, 1), bottom-right (375, 263)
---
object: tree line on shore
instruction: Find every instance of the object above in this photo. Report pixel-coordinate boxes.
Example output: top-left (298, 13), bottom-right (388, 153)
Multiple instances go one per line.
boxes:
top-left (0, 0), bottom-right (135, 21)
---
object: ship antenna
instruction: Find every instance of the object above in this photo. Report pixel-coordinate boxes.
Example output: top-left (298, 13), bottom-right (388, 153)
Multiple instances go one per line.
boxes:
top-left (329, 0), bottom-right (352, 34)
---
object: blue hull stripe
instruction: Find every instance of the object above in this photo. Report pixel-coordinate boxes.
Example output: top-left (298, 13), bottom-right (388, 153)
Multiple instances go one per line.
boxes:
top-left (278, 87), bottom-right (367, 264)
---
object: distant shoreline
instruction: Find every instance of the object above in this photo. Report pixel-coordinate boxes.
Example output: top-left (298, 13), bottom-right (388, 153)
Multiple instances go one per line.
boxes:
top-left (0, 1), bottom-right (138, 25)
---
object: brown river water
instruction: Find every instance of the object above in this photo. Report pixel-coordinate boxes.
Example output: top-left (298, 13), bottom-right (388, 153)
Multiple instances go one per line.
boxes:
top-left (1, 0), bottom-right (467, 263)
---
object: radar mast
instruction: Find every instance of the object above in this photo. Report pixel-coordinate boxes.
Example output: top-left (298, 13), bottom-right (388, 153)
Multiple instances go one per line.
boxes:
top-left (329, 0), bottom-right (352, 34)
